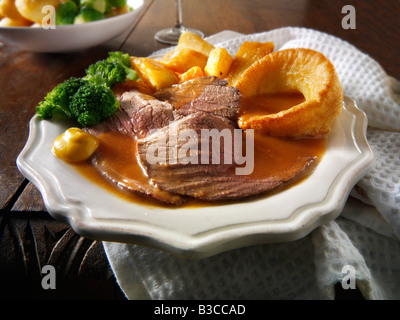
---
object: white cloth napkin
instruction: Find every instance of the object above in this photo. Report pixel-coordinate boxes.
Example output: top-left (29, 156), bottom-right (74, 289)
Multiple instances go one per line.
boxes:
top-left (103, 27), bottom-right (400, 300)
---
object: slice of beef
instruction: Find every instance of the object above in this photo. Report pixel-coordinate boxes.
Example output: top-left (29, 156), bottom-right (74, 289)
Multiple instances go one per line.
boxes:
top-left (154, 76), bottom-right (241, 121)
top-left (119, 90), bottom-right (175, 138)
top-left (90, 151), bottom-right (185, 205)
top-left (84, 107), bottom-right (135, 137)
top-left (83, 90), bottom-right (186, 205)
top-left (85, 90), bottom-right (175, 138)
top-left (137, 112), bottom-right (316, 201)
top-left (87, 77), bottom-right (240, 138)
top-left (85, 76), bottom-right (314, 204)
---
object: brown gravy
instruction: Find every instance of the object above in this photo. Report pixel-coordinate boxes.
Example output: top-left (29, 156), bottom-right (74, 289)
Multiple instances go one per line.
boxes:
top-left (74, 93), bottom-right (327, 207)
top-left (239, 92), bottom-right (305, 121)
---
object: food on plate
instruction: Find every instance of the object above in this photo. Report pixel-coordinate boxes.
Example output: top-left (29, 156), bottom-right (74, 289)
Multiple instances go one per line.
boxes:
top-left (52, 128), bottom-right (99, 163)
top-left (178, 66), bottom-right (204, 83)
top-left (37, 32), bottom-right (343, 207)
top-left (236, 48), bottom-right (343, 137)
top-left (130, 57), bottom-right (180, 92)
top-left (226, 41), bottom-right (274, 86)
top-left (153, 76), bottom-right (241, 118)
top-left (204, 47), bottom-right (233, 78)
top-left (37, 78), bottom-right (120, 126)
top-left (83, 76), bottom-right (318, 204)
top-left (0, 0), bottom-right (131, 27)
top-left (176, 31), bottom-right (215, 57)
top-left (84, 51), bottom-right (139, 87)
top-left (36, 51), bottom-right (138, 126)
top-left (159, 48), bottom-right (208, 74)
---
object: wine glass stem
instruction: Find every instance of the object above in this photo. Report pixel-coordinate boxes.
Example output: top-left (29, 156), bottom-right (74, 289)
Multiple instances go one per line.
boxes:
top-left (175, 0), bottom-right (183, 29)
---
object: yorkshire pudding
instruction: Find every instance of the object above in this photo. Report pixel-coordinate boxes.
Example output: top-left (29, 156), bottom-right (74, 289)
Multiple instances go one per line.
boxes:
top-left (235, 48), bottom-right (343, 137)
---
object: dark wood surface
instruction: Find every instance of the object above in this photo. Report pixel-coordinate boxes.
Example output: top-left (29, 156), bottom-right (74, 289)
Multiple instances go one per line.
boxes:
top-left (0, 0), bottom-right (398, 300)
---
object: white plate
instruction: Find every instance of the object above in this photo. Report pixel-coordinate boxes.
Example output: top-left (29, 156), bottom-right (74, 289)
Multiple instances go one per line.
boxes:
top-left (0, 0), bottom-right (147, 52)
top-left (16, 96), bottom-right (374, 258)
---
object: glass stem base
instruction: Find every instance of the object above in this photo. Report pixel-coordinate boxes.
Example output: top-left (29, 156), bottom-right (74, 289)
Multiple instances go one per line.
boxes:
top-left (155, 25), bottom-right (204, 45)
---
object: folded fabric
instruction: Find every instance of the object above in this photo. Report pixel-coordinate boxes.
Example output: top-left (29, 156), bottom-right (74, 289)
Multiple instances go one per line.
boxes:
top-left (103, 27), bottom-right (400, 300)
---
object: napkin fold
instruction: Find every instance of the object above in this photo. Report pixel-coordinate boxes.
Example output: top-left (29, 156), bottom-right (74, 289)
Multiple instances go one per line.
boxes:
top-left (103, 27), bottom-right (400, 300)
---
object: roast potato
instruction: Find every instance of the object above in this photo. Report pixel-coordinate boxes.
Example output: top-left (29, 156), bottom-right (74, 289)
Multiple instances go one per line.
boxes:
top-left (178, 66), bottom-right (204, 83)
top-left (177, 31), bottom-right (215, 57)
top-left (204, 47), bottom-right (233, 78)
top-left (130, 57), bottom-right (179, 92)
top-left (226, 41), bottom-right (274, 86)
top-left (160, 48), bottom-right (208, 74)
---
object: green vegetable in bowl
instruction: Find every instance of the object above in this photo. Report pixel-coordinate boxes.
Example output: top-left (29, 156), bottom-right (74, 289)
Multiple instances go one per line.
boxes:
top-left (80, 0), bottom-right (107, 13)
top-left (74, 7), bottom-right (105, 23)
top-left (54, 0), bottom-right (130, 25)
top-left (106, 0), bottom-right (127, 9)
top-left (56, 1), bottom-right (78, 25)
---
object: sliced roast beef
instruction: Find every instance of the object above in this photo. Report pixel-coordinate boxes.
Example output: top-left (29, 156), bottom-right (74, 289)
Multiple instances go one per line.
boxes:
top-left (154, 76), bottom-right (241, 121)
top-left (137, 112), bottom-right (316, 201)
top-left (119, 90), bottom-right (175, 138)
top-left (83, 90), bottom-right (185, 205)
top-left (84, 76), bottom-right (315, 204)
top-left (90, 151), bottom-right (185, 205)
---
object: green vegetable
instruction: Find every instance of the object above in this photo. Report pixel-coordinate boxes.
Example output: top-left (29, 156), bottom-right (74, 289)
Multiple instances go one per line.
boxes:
top-left (106, 0), bottom-right (127, 8)
top-left (56, 1), bottom-right (78, 25)
top-left (37, 80), bottom-right (119, 126)
top-left (107, 51), bottom-right (139, 80)
top-left (84, 51), bottom-right (139, 87)
top-left (84, 61), bottom-right (127, 87)
top-left (69, 83), bottom-right (119, 126)
top-left (36, 51), bottom-right (139, 126)
top-left (75, 7), bottom-right (105, 23)
top-left (36, 77), bottom-right (86, 119)
top-left (56, 0), bottom-right (129, 25)
top-left (80, 0), bottom-right (106, 13)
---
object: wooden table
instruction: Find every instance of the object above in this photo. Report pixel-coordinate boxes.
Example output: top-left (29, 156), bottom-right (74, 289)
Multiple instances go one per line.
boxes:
top-left (1, 0), bottom-right (398, 299)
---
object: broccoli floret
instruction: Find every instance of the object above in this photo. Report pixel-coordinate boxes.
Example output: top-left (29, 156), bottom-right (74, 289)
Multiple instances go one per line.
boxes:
top-left (36, 78), bottom-right (119, 126)
top-left (84, 51), bottom-right (139, 87)
top-left (36, 101), bottom-right (55, 120)
top-left (106, 51), bottom-right (139, 81)
top-left (107, 51), bottom-right (130, 68)
top-left (56, 1), bottom-right (78, 25)
top-left (84, 60), bottom-right (127, 87)
top-left (69, 83), bottom-right (119, 126)
top-left (36, 77), bottom-right (86, 119)
top-left (37, 52), bottom-right (136, 126)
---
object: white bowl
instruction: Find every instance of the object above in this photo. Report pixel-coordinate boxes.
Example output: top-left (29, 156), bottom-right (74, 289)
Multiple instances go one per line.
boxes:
top-left (0, 0), bottom-right (146, 52)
